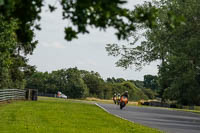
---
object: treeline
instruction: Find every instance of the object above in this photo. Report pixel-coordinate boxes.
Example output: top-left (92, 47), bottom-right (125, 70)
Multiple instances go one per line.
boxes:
top-left (26, 67), bottom-right (156, 101)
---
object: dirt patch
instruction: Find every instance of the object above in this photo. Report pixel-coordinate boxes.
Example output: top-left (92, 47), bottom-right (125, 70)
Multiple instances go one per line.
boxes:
top-left (85, 97), bottom-right (113, 103)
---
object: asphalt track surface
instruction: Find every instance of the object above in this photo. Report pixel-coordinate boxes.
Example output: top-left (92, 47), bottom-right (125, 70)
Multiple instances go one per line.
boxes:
top-left (97, 103), bottom-right (200, 133)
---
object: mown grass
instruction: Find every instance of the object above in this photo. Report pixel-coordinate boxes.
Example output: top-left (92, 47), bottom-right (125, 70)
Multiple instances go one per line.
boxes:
top-left (0, 97), bottom-right (162, 133)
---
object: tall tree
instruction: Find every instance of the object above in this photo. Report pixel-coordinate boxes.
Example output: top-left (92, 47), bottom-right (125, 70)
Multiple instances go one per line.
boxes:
top-left (106, 0), bottom-right (200, 105)
top-left (80, 70), bottom-right (104, 98)
top-left (0, 15), bottom-right (18, 88)
top-left (0, 0), bottom-right (43, 89)
top-left (144, 75), bottom-right (159, 91)
top-left (66, 68), bottom-right (88, 98)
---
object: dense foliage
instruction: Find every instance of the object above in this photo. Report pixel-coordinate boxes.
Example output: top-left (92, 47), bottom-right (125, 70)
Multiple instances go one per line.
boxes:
top-left (26, 67), bottom-right (155, 100)
top-left (0, 15), bottom-right (35, 89)
top-left (0, 15), bottom-right (18, 88)
top-left (106, 0), bottom-right (200, 105)
top-left (0, 0), bottom-right (42, 89)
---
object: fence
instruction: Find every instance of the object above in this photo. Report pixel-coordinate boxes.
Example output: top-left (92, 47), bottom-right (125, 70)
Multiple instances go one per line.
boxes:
top-left (0, 89), bottom-right (25, 102)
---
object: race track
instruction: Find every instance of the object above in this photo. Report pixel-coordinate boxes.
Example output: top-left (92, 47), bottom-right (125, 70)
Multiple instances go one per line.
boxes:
top-left (97, 103), bottom-right (200, 133)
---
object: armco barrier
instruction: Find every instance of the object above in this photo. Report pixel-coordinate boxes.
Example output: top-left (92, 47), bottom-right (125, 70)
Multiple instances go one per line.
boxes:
top-left (0, 89), bottom-right (25, 102)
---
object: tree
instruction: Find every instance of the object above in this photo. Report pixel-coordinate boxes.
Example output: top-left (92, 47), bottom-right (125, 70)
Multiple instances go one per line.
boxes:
top-left (0, 0), bottom-right (160, 42)
top-left (106, 0), bottom-right (200, 105)
top-left (116, 78), bottom-right (126, 83)
top-left (0, 15), bottom-right (18, 89)
top-left (103, 83), bottom-right (113, 99)
top-left (65, 68), bottom-right (88, 98)
top-left (26, 67), bottom-right (156, 100)
top-left (80, 70), bottom-right (104, 98)
top-left (144, 75), bottom-right (159, 91)
top-left (0, 0), bottom-right (43, 89)
top-left (106, 77), bottom-right (116, 83)
top-left (129, 80), bottom-right (144, 89)
top-left (26, 68), bottom-right (89, 98)
top-left (0, 0), bottom-right (43, 52)
top-left (26, 71), bottom-right (49, 93)
top-left (120, 81), bottom-right (148, 101)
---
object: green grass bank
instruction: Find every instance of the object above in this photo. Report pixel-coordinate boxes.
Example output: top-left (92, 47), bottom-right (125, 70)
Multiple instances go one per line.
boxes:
top-left (0, 97), bottom-right (162, 133)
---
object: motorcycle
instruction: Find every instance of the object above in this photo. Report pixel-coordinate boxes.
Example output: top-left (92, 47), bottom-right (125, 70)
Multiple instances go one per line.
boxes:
top-left (117, 95), bottom-right (121, 105)
top-left (120, 96), bottom-right (128, 109)
top-left (113, 96), bottom-right (117, 104)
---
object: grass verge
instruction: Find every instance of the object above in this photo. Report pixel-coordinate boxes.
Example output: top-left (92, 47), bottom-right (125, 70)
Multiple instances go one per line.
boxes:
top-left (0, 97), bottom-right (162, 133)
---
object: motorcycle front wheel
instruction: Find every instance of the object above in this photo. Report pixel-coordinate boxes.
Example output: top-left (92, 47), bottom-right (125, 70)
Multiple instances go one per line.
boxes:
top-left (120, 102), bottom-right (125, 109)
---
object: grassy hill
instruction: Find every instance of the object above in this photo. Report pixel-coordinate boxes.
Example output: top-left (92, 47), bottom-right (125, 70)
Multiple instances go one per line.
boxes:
top-left (0, 97), bottom-right (161, 133)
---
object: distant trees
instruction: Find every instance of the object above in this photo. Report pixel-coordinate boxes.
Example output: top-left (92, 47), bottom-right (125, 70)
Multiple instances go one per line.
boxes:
top-left (130, 78), bottom-right (157, 100)
top-left (26, 67), bottom-right (156, 100)
top-left (66, 68), bottom-right (88, 98)
top-left (144, 75), bottom-right (159, 92)
top-left (80, 70), bottom-right (104, 98)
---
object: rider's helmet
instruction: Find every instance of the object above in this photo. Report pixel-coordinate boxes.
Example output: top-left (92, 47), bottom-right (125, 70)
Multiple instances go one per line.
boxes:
top-left (124, 91), bottom-right (128, 95)
top-left (117, 93), bottom-right (120, 97)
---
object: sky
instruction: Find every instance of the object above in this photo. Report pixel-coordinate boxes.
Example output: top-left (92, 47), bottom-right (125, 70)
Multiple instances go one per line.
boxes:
top-left (28, 0), bottom-right (158, 81)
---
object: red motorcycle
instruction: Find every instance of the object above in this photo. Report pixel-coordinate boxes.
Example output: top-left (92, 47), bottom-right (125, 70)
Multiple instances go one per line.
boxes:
top-left (120, 96), bottom-right (128, 109)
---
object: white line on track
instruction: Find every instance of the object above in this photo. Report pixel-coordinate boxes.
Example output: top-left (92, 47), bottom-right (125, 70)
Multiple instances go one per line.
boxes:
top-left (95, 103), bottom-right (135, 123)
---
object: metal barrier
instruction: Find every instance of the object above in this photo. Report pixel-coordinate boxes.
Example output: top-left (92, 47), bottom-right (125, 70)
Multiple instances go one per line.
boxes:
top-left (0, 89), bottom-right (25, 102)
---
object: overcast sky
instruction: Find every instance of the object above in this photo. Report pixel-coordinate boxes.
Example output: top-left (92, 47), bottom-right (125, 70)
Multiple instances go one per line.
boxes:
top-left (28, 0), bottom-right (158, 81)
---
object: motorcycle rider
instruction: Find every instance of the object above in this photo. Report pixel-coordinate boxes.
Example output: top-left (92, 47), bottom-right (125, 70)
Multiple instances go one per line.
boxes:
top-left (117, 93), bottom-right (121, 105)
top-left (119, 91), bottom-right (129, 109)
top-left (121, 91), bottom-right (128, 98)
top-left (121, 91), bottom-right (128, 103)
top-left (113, 93), bottom-right (117, 104)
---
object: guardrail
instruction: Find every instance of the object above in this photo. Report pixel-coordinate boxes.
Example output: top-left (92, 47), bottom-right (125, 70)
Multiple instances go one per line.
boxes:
top-left (0, 89), bottom-right (25, 102)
